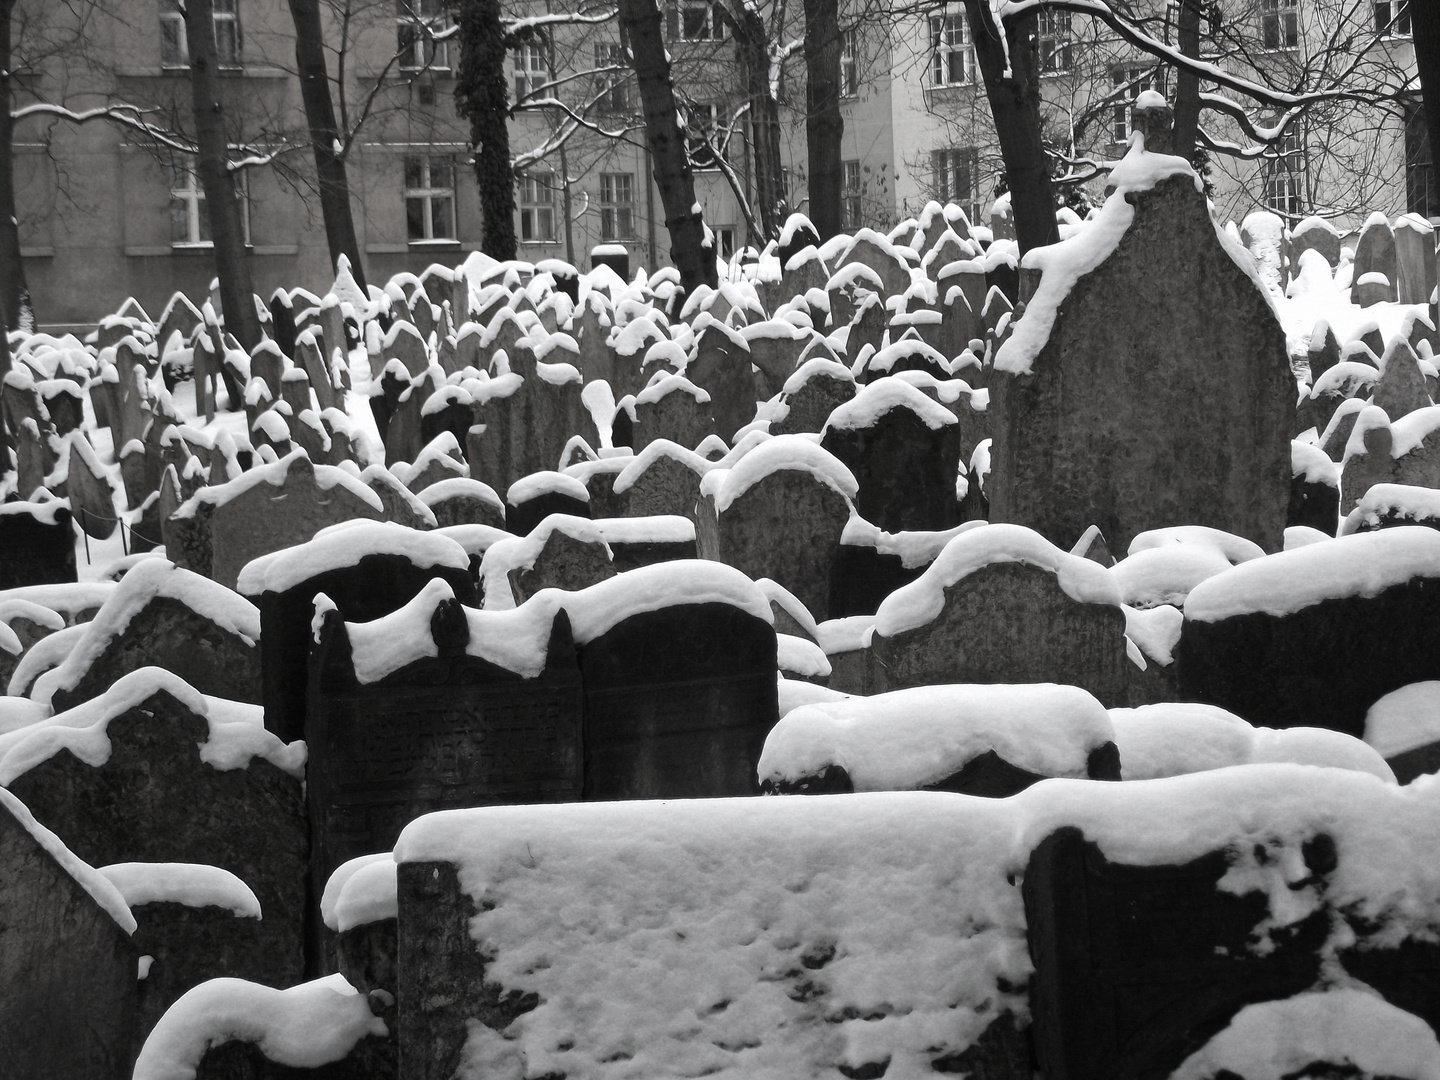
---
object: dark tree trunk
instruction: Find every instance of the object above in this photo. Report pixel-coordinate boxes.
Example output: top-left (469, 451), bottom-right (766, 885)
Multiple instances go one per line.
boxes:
top-left (963, 1), bottom-right (1058, 255)
top-left (728, 5), bottom-right (787, 240)
top-left (184, 0), bottom-right (263, 352)
top-left (0, 0), bottom-right (32, 333)
top-left (619, 0), bottom-right (716, 295)
top-left (456, 0), bottom-right (516, 261)
top-left (1170, 0), bottom-right (1202, 158)
top-left (803, 0), bottom-right (843, 239)
top-left (288, 0), bottom-right (366, 293)
top-left (1414, 1), bottom-right (1440, 174)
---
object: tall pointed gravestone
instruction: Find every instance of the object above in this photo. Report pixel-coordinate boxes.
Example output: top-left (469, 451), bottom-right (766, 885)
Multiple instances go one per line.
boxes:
top-left (988, 99), bottom-right (1293, 554)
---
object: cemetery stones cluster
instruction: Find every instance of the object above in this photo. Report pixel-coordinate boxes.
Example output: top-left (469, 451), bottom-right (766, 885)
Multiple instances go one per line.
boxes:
top-left (5, 129), bottom-right (1440, 1080)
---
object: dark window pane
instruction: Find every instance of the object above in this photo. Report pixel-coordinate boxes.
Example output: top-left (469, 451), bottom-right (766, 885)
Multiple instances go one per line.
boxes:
top-left (406, 197), bottom-right (425, 239)
top-left (404, 156), bottom-right (422, 190)
top-left (430, 197), bottom-right (453, 238)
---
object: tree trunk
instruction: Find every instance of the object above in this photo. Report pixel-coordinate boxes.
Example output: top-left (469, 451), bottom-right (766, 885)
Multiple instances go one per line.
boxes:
top-left (288, 0), bottom-right (366, 293)
top-left (0, 0), bottom-right (33, 333)
top-left (184, 0), bottom-right (262, 352)
top-left (729, 6), bottom-right (787, 241)
top-left (619, 0), bottom-right (716, 295)
top-left (803, 0), bottom-right (843, 239)
top-left (1170, 0), bottom-right (1202, 159)
top-left (455, 0), bottom-right (516, 261)
top-left (1414, 1), bottom-right (1440, 176)
top-left (963, 1), bottom-right (1058, 255)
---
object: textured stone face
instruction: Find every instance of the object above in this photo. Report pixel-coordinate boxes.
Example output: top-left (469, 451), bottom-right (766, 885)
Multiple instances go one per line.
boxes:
top-left (821, 406), bottom-right (965, 534)
top-left (869, 562), bottom-right (1132, 707)
top-left (989, 174), bottom-right (1294, 555)
top-left (0, 506), bottom-right (76, 588)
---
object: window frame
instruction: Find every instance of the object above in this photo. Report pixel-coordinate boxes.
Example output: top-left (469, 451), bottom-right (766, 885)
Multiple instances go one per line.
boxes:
top-left (599, 172), bottom-right (635, 241)
top-left (1037, 10), bottom-right (1072, 74)
top-left (932, 146), bottom-right (982, 224)
top-left (1261, 116), bottom-right (1306, 217)
top-left (517, 172), bottom-right (556, 243)
top-left (404, 154), bottom-right (458, 244)
top-left (1260, 0), bottom-right (1299, 51)
top-left (1110, 64), bottom-right (1165, 143)
top-left (1375, 0), bottom-right (1410, 37)
top-left (160, 0), bottom-right (242, 70)
top-left (928, 14), bottom-right (975, 88)
top-left (397, 0), bottom-right (450, 72)
top-left (169, 156), bottom-right (250, 248)
top-left (666, 1), bottom-right (726, 42)
top-left (842, 158), bottom-right (863, 231)
top-left (840, 29), bottom-right (859, 98)
top-left (513, 40), bottom-right (550, 103)
top-left (594, 41), bottom-right (631, 114)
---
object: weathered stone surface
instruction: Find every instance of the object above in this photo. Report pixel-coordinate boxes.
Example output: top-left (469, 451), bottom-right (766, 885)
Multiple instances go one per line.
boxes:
top-left (687, 321), bottom-right (753, 443)
top-left (512, 527), bottom-right (616, 602)
top-left (1353, 212), bottom-right (1399, 303)
top-left (0, 792), bottom-right (138, 1080)
top-left (989, 171), bottom-right (1293, 554)
top-left (613, 448), bottom-right (707, 523)
top-left (0, 502), bottom-right (76, 588)
top-left (870, 562), bottom-right (1132, 706)
top-left (770, 364), bottom-right (856, 436)
top-left (632, 377), bottom-right (714, 452)
top-left (1395, 213), bottom-right (1437, 306)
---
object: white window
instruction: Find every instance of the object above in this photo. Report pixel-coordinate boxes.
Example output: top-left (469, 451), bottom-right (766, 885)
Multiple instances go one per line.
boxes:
top-left (397, 0), bottom-right (449, 71)
top-left (928, 15), bottom-right (974, 87)
top-left (933, 147), bottom-right (981, 222)
top-left (1038, 10), bottom-right (1071, 72)
top-left (160, 0), bottom-right (240, 68)
top-left (1375, 0), bottom-right (1410, 35)
top-left (404, 155), bottom-right (456, 242)
top-left (1264, 173), bottom-right (1303, 216)
top-left (841, 29), bottom-right (859, 97)
top-left (1263, 119), bottom-right (1305, 216)
top-left (595, 42), bottom-right (630, 113)
top-left (170, 158), bottom-right (249, 247)
top-left (518, 173), bottom-right (555, 242)
top-left (666, 1), bottom-right (725, 41)
top-left (1261, 0), bottom-right (1299, 49)
top-left (842, 159), bottom-right (863, 231)
top-left (1111, 65), bottom-right (1164, 142)
top-left (600, 173), bottom-right (634, 240)
top-left (514, 42), bottom-right (550, 102)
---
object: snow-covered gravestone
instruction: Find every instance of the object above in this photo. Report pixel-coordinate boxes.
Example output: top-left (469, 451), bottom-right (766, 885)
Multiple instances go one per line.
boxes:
top-left (31, 558), bottom-right (261, 713)
top-left (1021, 767), bottom-right (1440, 1080)
top-left (828, 519), bottom-right (983, 619)
top-left (506, 517), bottom-right (617, 603)
top-left (0, 788), bottom-right (137, 1080)
top-left (1394, 212), bottom-right (1436, 306)
top-left (1353, 211), bottom-right (1400, 304)
top-left (697, 436), bottom-right (857, 621)
top-left (1338, 405), bottom-right (1440, 517)
top-left (0, 669), bottom-right (308, 990)
top-left (1177, 527), bottom-right (1440, 736)
top-left (769, 357), bottom-right (856, 437)
top-left (0, 499), bottom-right (76, 587)
top-left (687, 316), bottom-right (754, 444)
top-left (989, 128), bottom-right (1293, 555)
top-left (469, 347), bottom-right (585, 497)
top-left (610, 441), bottom-right (711, 523)
top-left (506, 470), bottom-right (590, 536)
top-left (758, 684), bottom-right (1119, 797)
top-left (820, 377), bottom-right (965, 533)
top-left (306, 579), bottom-right (584, 918)
top-left (869, 525), bottom-right (1133, 707)
top-left (238, 522), bottom-right (477, 743)
top-left (632, 373), bottom-right (714, 452)
top-left (418, 476), bottom-right (506, 531)
top-left (1288, 440), bottom-right (1340, 535)
top-left (164, 450), bottom-right (387, 590)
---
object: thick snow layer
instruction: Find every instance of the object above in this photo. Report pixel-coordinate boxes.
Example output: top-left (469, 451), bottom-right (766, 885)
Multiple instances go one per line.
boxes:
top-left (98, 862), bottom-right (262, 918)
top-left (840, 518), bottom-right (988, 569)
top-left (1344, 483), bottom-right (1440, 535)
top-left (1121, 603), bottom-right (1183, 666)
top-left (237, 521), bottom-right (469, 595)
top-left (589, 515), bottom-right (695, 545)
top-left (0, 667), bottom-right (305, 784)
top-left (635, 373), bottom-right (710, 406)
top-left (1284, 525), bottom-right (1333, 549)
top-left (781, 357), bottom-right (853, 396)
top-left (0, 581), bottom-right (114, 616)
top-left (132, 974), bottom-right (388, 1080)
top-left (777, 676), bottom-right (850, 717)
top-left (507, 471), bottom-right (590, 506)
top-left (1365, 682), bottom-right (1440, 758)
top-left (1110, 703), bottom-right (1393, 781)
top-left (1111, 543), bottom-right (1234, 608)
top-left (1127, 526), bottom-right (1264, 564)
top-left (1170, 989), bottom-right (1440, 1080)
top-left (1291, 439), bottom-right (1340, 486)
top-left (776, 634), bottom-right (831, 679)
top-left (0, 696), bottom-right (50, 736)
top-left (333, 858), bottom-right (398, 932)
top-left (701, 435), bottom-right (858, 513)
top-left (759, 683), bottom-right (1113, 789)
top-left (347, 564), bottom-right (772, 683)
top-left (418, 477), bottom-right (504, 511)
top-left (8, 622), bottom-right (85, 696)
top-left (815, 615), bottom-right (877, 655)
top-left (0, 785), bottom-right (136, 934)
top-left (173, 449), bottom-right (384, 519)
top-left (874, 524), bottom-right (1123, 638)
top-left (1184, 526), bottom-right (1440, 622)
top-left (611, 440), bottom-right (714, 495)
top-left (31, 560), bottom-right (260, 706)
top-left (822, 377), bottom-right (958, 433)
top-left (321, 854), bottom-right (391, 931)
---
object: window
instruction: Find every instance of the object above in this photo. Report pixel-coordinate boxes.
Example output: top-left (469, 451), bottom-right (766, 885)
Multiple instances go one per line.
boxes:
top-left (160, 0), bottom-right (240, 68)
top-left (1111, 65), bottom-right (1163, 142)
top-left (1262, 120), bottom-right (1304, 216)
top-left (685, 103), bottom-right (722, 168)
top-left (841, 29), bottom-right (859, 97)
top-left (718, 227), bottom-right (736, 259)
top-left (1375, 1), bottom-right (1410, 35)
top-left (1405, 99), bottom-right (1440, 218)
top-left (1038, 10), bottom-right (1071, 73)
top-left (842, 159), bottom-right (863, 231)
top-left (514, 42), bottom-right (549, 102)
top-left (169, 158), bottom-right (249, 246)
top-left (666, 1), bottom-right (725, 41)
top-left (517, 173), bottom-right (555, 243)
top-left (595, 42), bottom-right (630, 113)
top-left (404, 155), bottom-right (456, 242)
top-left (600, 173), bottom-right (634, 240)
top-left (933, 147), bottom-right (982, 222)
top-left (1264, 173), bottom-right (1303, 216)
top-left (928, 15), bottom-right (974, 87)
top-left (397, 0), bottom-right (449, 71)
top-left (1261, 0), bottom-right (1298, 49)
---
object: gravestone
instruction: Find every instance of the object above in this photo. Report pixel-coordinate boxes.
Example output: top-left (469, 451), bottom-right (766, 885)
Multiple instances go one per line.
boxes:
top-left (687, 318), bottom-right (754, 443)
top-left (632, 375), bottom-right (714, 452)
top-left (511, 520), bottom-right (618, 601)
top-left (506, 472), bottom-right (591, 536)
top-left (989, 138), bottom-right (1292, 554)
top-left (1352, 212), bottom-right (1399, 303)
top-left (1288, 440), bottom-right (1340, 535)
top-left (0, 501), bottom-right (76, 588)
top-left (418, 477), bottom-right (506, 530)
top-left (1394, 213), bottom-right (1436, 306)
top-left (611, 442), bottom-right (711, 523)
top-left (0, 790), bottom-right (138, 1080)
top-left (770, 358), bottom-right (857, 437)
top-left (5, 677), bottom-right (308, 990)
